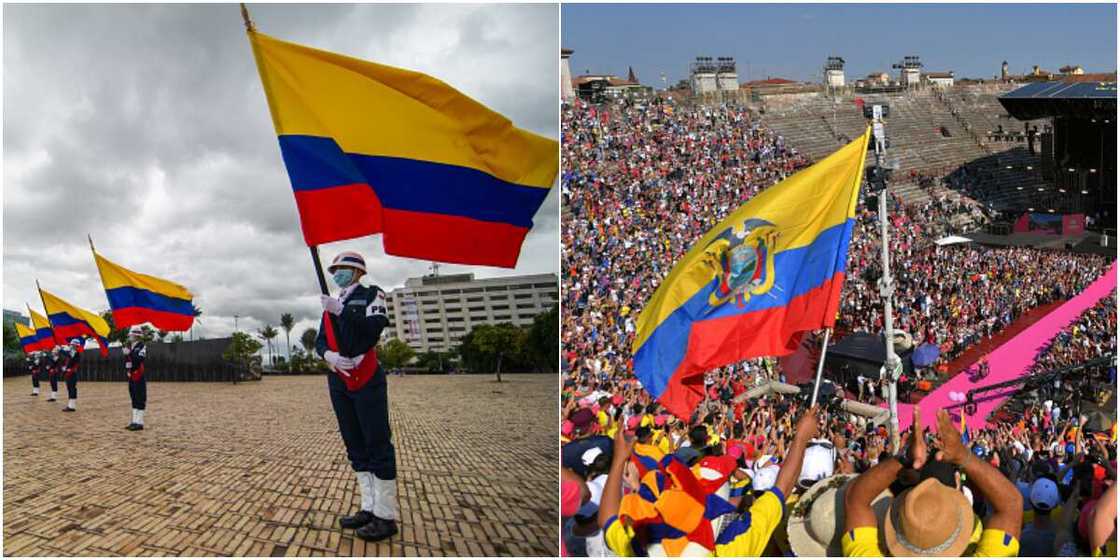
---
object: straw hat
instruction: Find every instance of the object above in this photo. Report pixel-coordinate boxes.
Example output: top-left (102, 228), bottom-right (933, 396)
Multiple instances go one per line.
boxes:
top-left (884, 478), bottom-right (973, 557)
top-left (788, 474), bottom-right (892, 557)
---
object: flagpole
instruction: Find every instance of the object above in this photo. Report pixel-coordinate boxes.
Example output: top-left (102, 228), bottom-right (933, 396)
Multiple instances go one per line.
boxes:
top-left (810, 328), bottom-right (831, 406)
top-left (870, 105), bottom-right (902, 453)
top-left (310, 246), bottom-right (329, 296)
top-left (35, 280), bottom-right (59, 346)
top-left (240, 3), bottom-right (255, 32)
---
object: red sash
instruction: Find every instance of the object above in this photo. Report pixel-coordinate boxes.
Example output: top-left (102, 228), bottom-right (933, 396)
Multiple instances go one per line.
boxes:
top-left (128, 363), bottom-right (145, 382)
top-left (64, 362), bottom-right (79, 380)
top-left (322, 311), bottom-right (379, 392)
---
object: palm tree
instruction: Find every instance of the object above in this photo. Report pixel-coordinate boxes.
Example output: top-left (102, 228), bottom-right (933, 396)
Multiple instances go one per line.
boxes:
top-left (190, 305), bottom-right (203, 341)
top-left (261, 324), bottom-right (279, 366)
top-left (300, 328), bottom-right (317, 353)
top-left (280, 313), bottom-right (295, 364)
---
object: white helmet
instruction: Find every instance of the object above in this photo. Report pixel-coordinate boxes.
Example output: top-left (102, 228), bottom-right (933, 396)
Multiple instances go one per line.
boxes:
top-left (128, 326), bottom-right (144, 339)
top-left (327, 251), bottom-right (367, 274)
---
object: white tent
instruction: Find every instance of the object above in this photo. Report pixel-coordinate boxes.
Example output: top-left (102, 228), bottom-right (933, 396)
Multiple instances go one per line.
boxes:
top-left (934, 235), bottom-right (973, 246)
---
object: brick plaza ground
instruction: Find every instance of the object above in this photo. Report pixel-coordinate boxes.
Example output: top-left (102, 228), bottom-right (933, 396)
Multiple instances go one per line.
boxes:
top-left (3, 374), bottom-right (557, 556)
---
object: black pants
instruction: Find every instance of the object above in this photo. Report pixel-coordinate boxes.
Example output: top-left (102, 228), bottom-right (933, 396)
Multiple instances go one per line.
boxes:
top-left (129, 377), bottom-right (146, 410)
top-left (328, 370), bottom-right (396, 480)
top-left (65, 373), bottom-right (78, 399)
top-left (49, 374), bottom-right (58, 393)
top-left (31, 371), bottom-right (39, 389)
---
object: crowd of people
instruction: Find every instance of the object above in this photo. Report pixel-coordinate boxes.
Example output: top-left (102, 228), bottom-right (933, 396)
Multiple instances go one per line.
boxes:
top-left (560, 97), bottom-right (1116, 557)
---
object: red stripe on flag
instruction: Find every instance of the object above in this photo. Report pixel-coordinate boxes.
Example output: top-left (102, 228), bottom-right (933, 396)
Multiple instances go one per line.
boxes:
top-left (381, 209), bottom-right (531, 269)
top-left (658, 272), bottom-right (846, 418)
top-left (293, 184), bottom-right (383, 246)
top-left (112, 308), bottom-right (195, 332)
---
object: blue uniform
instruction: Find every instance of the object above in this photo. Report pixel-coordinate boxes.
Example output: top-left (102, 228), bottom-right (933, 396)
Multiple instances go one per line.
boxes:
top-left (316, 284), bottom-right (396, 481)
top-left (124, 341), bottom-right (147, 410)
top-left (47, 353), bottom-right (61, 394)
top-left (28, 354), bottom-right (42, 392)
top-left (61, 346), bottom-right (81, 399)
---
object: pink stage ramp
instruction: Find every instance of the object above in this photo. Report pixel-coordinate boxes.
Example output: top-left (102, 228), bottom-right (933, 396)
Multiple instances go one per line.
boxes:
top-left (889, 262), bottom-right (1117, 432)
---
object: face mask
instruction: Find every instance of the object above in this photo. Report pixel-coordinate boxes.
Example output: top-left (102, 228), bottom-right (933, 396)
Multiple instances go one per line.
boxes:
top-left (332, 269), bottom-right (355, 288)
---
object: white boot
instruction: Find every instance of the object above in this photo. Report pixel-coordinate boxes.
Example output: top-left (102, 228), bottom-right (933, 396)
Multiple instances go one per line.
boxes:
top-left (49, 391), bottom-right (58, 400)
top-left (136, 409), bottom-right (145, 426)
top-left (131, 409), bottom-right (138, 425)
top-left (357, 472), bottom-right (375, 513)
top-left (31, 387), bottom-right (40, 395)
top-left (371, 475), bottom-right (399, 521)
top-left (67, 399), bottom-right (76, 410)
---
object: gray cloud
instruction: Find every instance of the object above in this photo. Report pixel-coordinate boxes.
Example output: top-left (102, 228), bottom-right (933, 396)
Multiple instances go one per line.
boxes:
top-left (4, 3), bottom-right (559, 345)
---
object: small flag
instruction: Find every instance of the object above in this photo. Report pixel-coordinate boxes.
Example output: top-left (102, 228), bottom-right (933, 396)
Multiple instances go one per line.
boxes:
top-left (961, 413), bottom-right (970, 444)
top-left (247, 30), bottom-right (557, 268)
top-left (632, 128), bottom-right (870, 418)
top-left (93, 251), bottom-right (195, 332)
top-left (25, 308), bottom-right (56, 352)
top-left (39, 287), bottom-right (110, 356)
top-left (15, 322), bottom-right (41, 354)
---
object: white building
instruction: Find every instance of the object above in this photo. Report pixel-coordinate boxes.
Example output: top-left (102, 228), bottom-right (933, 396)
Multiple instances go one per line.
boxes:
top-left (386, 272), bottom-right (558, 353)
top-left (925, 71), bottom-right (954, 88)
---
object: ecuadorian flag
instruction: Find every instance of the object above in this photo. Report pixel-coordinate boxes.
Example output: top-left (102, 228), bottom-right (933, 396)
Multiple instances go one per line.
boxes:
top-left (247, 31), bottom-right (557, 268)
top-left (27, 307), bottom-right (56, 351)
top-left (39, 287), bottom-right (111, 356)
top-left (633, 128), bottom-right (870, 418)
top-left (15, 322), bottom-right (41, 354)
top-left (93, 252), bottom-right (195, 332)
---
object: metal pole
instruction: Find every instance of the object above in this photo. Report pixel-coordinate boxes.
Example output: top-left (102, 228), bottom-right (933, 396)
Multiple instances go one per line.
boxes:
top-left (310, 246), bottom-right (330, 296)
top-left (810, 328), bottom-right (832, 406)
top-left (872, 109), bottom-right (902, 453)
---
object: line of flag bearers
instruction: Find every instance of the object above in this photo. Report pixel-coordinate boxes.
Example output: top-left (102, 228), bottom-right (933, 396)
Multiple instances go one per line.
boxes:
top-left (15, 241), bottom-right (193, 430)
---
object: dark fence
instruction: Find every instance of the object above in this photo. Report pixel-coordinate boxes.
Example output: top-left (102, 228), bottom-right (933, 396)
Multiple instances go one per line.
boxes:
top-left (3, 338), bottom-right (259, 383)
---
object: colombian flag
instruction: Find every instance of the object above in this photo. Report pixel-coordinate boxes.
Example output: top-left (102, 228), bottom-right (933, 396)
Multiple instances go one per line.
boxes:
top-left (39, 287), bottom-right (111, 356)
top-left (247, 31), bottom-right (557, 268)
top-left (15, 323), bottom-right (42, 354)
top-left (93, 251), bottom-right (195, 332)
top-left (26, 308), bottom-right (56, 351)
top-left (633, 129), bottom-right (870, 418)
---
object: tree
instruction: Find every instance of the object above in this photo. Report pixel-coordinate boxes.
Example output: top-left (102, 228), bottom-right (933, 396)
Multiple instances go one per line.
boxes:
top-left (100, 310), bottom-right (129, 345)
top-left (257, 324), bottom-right (278, 366)
top-left (170, 333), bottom-right (184, 344)
top-left (526, 305), bottom-right (559, 372)
top-left (378, 338), bottom-right (415, 370)
top-left (190, 305), bottom-right (203, 341)
top-left (461, 323), bottom-right (523, 382)
top-left (416, 350), bottom-right (451, 373)
top-left (157, 329), bottom-right (169, 342)
top-left (223, 331), bottom-right (263, 366)
top-left (280, 313), bottom-right (295, 364)
top-left (300, 327), bottom-right (318, 353)
top-left (3, 320), bottom-right (21, 355)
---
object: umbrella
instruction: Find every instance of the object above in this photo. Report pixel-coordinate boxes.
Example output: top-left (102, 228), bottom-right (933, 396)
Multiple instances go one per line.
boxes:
top-left (912, 343), bottom-right (941, 368)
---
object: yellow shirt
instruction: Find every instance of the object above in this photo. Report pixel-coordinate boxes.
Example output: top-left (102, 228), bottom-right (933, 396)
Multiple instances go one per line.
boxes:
top-left (603, 487), bottom-right (787, 557)
top-left (841, 526), bottom-right (1020, 557)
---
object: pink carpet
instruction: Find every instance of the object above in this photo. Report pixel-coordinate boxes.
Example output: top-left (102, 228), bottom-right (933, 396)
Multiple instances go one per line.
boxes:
top-left (889, 261), bottom-right (1117, 432)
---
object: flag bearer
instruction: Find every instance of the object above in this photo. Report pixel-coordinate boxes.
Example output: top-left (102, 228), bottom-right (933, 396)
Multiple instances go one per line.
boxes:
top-left (28, 351), bottom-right (43, 397)
top-left (123, 327), bottom-right (148, 430)
top-left (60, 338), bottom-right (83, 412)
top-left (47, 345), bottom-right (62, 402)
top-left (315, 251), bottom-right (398, 542)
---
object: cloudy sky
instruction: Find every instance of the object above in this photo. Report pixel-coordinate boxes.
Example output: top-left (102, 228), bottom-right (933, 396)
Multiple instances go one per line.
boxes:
top-left (4, 4), bottom-right (559, 346)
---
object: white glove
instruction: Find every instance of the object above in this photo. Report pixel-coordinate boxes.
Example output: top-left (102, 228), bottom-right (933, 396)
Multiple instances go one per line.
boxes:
top-left (321, 295), bottom-right (344, 315)
top-left (324, 351), bottom-right (356, 371)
